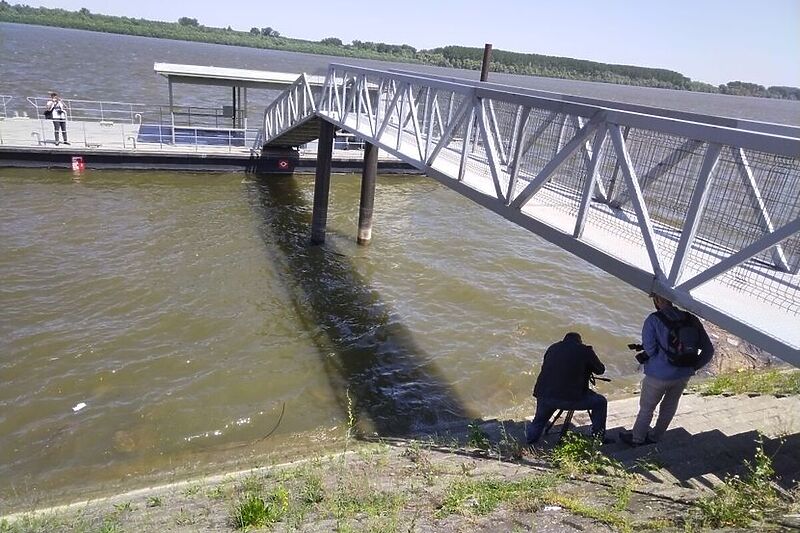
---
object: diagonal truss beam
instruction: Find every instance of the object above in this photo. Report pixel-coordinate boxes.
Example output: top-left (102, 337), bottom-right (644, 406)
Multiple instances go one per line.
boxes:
top-left (732, 147), bottom-right (791, 272)
top-left (609, 123), bottom-right (666, 279)
top-left (677, 217), bottom-right (800, 292)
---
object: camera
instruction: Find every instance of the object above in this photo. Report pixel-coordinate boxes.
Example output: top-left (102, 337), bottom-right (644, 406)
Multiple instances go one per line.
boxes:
top-left (627, 342), bottom-right (649, 363)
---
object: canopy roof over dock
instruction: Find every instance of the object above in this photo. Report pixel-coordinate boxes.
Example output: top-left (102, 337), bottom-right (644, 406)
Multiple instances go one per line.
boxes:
top-left (154, 62), bottom-right (325, 131)
top-left (154, 63), bottom-right (325, 90)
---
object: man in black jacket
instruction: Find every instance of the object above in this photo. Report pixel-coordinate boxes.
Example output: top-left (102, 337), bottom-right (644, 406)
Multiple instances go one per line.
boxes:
top-left (525, 332), bottom-right (608, 444)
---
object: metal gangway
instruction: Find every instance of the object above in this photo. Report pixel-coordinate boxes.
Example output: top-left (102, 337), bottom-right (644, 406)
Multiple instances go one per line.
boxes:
top-left (260, 64), bottom-right (800, 364)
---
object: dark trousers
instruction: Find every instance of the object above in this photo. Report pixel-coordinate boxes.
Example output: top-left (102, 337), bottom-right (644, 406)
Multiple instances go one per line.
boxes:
top-left (526, 390), bottom-right (607, 443)
top-left (53, 120), bottom-right (67, 143)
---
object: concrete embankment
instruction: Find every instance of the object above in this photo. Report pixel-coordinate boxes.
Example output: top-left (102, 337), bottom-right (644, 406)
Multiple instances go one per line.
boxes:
top-left (2, 389), bottom-right (797, 532)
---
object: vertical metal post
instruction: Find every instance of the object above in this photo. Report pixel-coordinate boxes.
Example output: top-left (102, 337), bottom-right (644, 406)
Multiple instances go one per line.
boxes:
top-left (169, 79), bottom-right (175, 144)
top-left (232, 87), bottom-right (237, 128)
top-left (311, 121), bottom-right (335, 244)
top-left (357, 142), bottom-right (378, 245)
top-left (243, 87), bottom-right (248, 131)
top-left (480, 43), bottom-right (493, 82)
top-left (470, 44), bottom-right (493, 154)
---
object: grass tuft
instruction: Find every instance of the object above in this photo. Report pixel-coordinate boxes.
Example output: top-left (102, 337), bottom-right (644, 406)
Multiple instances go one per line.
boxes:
top-left (701, 369), bottom-right (800, 396)
top-left (437, 475), bottom-right (558, 517)
top-left (231, 486), bottom-right (290, 529)
top-left (146, 496), bottom-right (163, 507)
top-left (690, 435), bottom-right (782, 528)
top-left (466, 421), bottom-right (490, 451)
top-left (549, 432), bottom-right (624, 476)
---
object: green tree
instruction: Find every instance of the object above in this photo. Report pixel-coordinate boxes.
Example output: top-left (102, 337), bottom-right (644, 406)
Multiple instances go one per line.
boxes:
top-left (177, 17), bottom-right (198, 26)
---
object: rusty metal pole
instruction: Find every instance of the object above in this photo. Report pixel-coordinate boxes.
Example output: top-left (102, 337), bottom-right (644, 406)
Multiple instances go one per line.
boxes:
top-left (480, 43), bottom-right (493, 82)
top-left (357, 142), bottom-right (378, 245)
top-left (311, 121), bottom-right (335, 244)
top-left (471, 43), bottom-right (493, 151)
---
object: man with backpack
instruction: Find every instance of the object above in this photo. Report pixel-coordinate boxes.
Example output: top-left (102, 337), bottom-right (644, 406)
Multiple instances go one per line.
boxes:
top-left (619, 293), bottom-right (714, 446)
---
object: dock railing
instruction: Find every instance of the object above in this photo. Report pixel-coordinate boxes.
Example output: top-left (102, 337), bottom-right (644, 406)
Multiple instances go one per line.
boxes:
top-left (0, 96), bottom-right (259, 153)
top-left (26, 96), bottom-right (148, 125)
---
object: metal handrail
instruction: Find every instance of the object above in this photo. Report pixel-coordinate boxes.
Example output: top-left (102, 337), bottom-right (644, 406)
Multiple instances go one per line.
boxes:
top-left (27, 96), bottom-right (148, 123)
top-left (262, 73), bottom-right (318, 141)
top-left (24, 97), bottom-right (239, 128)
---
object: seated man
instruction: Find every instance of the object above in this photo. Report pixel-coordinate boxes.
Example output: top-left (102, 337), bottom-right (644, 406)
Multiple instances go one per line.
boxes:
top-left (525, 332), bottom-right (609, 444)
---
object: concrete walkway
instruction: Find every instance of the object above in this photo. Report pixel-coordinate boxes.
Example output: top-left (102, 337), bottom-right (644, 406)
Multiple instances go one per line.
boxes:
top-left (542, 393), bottom-right (800, 494)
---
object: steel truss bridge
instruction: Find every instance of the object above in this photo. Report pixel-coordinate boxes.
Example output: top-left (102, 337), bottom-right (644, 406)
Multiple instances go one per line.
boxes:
top-left (259, 64), bottom-right (800, 365)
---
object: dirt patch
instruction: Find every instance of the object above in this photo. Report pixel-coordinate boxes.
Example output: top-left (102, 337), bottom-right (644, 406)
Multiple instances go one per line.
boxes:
top-left (702, 320), bottom-right (785, 375)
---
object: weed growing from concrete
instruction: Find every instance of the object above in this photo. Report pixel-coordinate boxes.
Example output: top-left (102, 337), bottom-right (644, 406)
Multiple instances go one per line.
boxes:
top-left (300, 473), bottom-right (325, 505)
top-left (231, 486), bottom-right (289, 530)
top-left (498, 421), bottom-right (524, 459)
top-left (182, 483), bottom-right (201, 497)
top-left (609, 482), bottom-right (633, 512)
top-left (145, 496), bottom-right (162, 507)
top-left (545, 493), bottom-right (632, 532)
top-left (98, 519), bottom-right (122, 533)
top-left (466, 420), bottom-right (490, 451)
top-left (112, 501), bottom-right (133, 513)
top-left (690, 435), bottom-right (783, 528)
top-left (549, 432), bottom-right (624, 476)
top-left (437, 475), bottom-right (558, 517)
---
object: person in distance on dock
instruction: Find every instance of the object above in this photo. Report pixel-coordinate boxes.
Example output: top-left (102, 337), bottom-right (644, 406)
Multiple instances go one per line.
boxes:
top-left (526, 332), bottom-right (609, 445)
top-left (46, 91), bottom-right (69, 145)
top-left (619, 294), bottom-right (714, 447)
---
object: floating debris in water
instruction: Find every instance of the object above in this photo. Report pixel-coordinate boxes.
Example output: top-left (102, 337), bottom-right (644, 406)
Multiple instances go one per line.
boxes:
top-left (72, 402), bottom-right (87, 412)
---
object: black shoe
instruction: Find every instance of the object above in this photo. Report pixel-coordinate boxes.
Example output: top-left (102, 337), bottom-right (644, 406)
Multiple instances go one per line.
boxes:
top-left (619, 431), bottom-right (644, 447)
top-left (63, 141), bottom-right (70, 145)
top-left (55, 141), bottom-right (60, 145)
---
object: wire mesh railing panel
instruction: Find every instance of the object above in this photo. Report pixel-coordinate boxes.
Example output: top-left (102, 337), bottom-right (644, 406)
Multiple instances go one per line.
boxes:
top-left (622, 129), bottom-right (707, 229)
top-left (743, 150), bottom-right (800, 273)
top-left (488, 100), bottom-right (522, 165)
top-left (509, 110), bottom-right (575, 201)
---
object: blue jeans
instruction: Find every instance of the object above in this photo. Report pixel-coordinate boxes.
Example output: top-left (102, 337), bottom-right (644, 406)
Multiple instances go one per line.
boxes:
top-left (526, 391), bottom-right (607, 443)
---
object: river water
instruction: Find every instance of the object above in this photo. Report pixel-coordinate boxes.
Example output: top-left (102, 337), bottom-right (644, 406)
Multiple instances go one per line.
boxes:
top-left (1, 23), bottom-right (797, 511)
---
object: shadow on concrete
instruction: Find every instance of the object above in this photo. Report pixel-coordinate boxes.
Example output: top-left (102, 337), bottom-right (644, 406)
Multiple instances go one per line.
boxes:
top-left (391, 413), bottom-right (800, 492)
top-left (605, 426), bottom-right (800, 490)
top-left (475, 414), bottom-right (800, 490)
top-left (245, 173), bottom-right (476, 438)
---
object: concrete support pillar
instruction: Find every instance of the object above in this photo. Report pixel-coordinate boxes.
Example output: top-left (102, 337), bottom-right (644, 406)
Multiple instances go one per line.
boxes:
top-left (357, 142), bottom-right (378, 245)
top-left (311, 121), bottom-right (335, 244)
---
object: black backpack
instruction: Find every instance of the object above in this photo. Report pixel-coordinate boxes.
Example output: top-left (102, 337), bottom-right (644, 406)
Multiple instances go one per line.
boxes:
top-left (653, 311), bottom-right (702, 367)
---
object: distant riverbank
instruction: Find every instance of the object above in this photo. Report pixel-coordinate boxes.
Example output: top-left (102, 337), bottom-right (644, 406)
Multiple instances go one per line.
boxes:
top-left (1, 3), bottom-right (798, 100)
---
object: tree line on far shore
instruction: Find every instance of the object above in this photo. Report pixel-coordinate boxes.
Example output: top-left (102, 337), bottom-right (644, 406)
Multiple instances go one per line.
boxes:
top-left (1, 2), bottom-right (798, 100)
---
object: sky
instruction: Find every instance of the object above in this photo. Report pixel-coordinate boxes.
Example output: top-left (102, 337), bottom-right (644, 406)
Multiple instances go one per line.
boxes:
top-left (19, 0), bottom-right (800, 87)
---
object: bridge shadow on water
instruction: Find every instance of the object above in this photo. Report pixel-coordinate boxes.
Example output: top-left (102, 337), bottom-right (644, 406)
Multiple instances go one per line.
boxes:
top-left (245, 174), bottom-right (477, 440)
